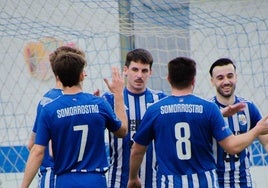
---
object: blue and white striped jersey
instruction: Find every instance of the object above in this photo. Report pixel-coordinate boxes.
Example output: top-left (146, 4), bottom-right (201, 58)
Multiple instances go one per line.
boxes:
top-left (134, 94), bottom-right (233, 188)
top-left (103, 87), bottom-right (166, 188)
top-left (210, 96), bottom-right (262, 188)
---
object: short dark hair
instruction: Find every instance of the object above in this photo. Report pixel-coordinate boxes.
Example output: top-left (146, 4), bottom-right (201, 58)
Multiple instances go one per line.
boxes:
top-left (49, 46), bottom-right (85, 75)
top-left (168, 57), bottom-right (196, 89)
top-left (125, 48), bottom-right (153, 69)
top-left (54, 52), bottom-right (86, 87)
top-left (209, 58), bottom-right (236, 77)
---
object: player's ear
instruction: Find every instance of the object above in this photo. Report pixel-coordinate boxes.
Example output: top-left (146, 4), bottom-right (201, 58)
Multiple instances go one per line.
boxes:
top-left (166, 75), bottom-right (170, 82)
top-left (210, 77), bottom-right (216, 87)
top-left (123, 65), bottom-right (128, 77)
top-left (80, 72), bottom-right (85, 81)
top-left (192, 76), bottom-right (196, 86)
top-left (149, 69), bottom-right (152, 76)
top-left (56, 75), bottom-right (60, 81)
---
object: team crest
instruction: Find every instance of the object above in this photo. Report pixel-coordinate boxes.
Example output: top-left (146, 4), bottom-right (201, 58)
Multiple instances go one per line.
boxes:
top-left (238, 114), bottom-right (247, 126)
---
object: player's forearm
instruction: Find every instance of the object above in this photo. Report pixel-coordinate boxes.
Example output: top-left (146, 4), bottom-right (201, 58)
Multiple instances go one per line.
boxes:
top-left (129, 149), bottom-right (143, 180)
top-left (129, 143), bottom-right (147, 180)
top-left (231, 131), bottom-right (258, 154)
top-left (21, 165), bottom-right (38, 188)
top-left (222, 116), bottom-right (268, 154)
top-left (223, 124), bottom-right (263, 154)
top-left (21, 146), bottom-right (44, 188)
top-left (114, 93), bottom-right (128, 137)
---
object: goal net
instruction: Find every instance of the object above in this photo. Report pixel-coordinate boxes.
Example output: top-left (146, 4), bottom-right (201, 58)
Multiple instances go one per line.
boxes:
top-left (0, 0), bottom-right (268, 187)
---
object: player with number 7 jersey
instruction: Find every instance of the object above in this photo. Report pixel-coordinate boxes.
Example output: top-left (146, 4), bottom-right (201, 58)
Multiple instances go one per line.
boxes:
top-left (21, 50), bottom-right (128, 188)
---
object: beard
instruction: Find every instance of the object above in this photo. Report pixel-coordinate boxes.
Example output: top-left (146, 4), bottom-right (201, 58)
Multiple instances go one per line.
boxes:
top-left (217, 85), bottom-right (236, 98)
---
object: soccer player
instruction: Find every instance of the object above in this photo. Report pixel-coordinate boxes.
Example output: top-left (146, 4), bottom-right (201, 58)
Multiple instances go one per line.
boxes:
top-left (27, 45), bottom-right (85, 188)
top-left (103, 48), bottom-right (167, 188)
top-left (127, 57), bottom-right (268, 188)
top-left (21, 51), bottom-right (128, 187)
top-left (209, 58), bottom-right (268, 188)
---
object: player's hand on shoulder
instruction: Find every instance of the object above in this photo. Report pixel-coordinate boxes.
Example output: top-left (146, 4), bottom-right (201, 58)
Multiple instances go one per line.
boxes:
top-left (221, 102), bottom-right (246, 117)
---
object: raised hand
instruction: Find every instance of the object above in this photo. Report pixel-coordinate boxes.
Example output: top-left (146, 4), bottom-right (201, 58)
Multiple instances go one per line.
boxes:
top-left (104, 67), bottom-right (125, 94)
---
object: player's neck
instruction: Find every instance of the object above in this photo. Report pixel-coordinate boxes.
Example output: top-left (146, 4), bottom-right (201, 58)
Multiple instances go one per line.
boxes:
top-left (171, 87), bottom-right (193, 96)
top-left (55, 81), bottom-right (63, 89)
top-left (63, 85), bottom-right (82, 94)
top-left (126, 86), bottom-right (146, 94)
top-left (216, 94), bottom-right (235, 106)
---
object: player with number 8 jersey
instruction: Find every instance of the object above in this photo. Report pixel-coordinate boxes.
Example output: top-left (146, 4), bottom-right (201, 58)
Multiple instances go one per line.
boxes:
top-left (131, 89), bottom-right (228, 187)
top-left (128, 57), bottom-right (268, 188)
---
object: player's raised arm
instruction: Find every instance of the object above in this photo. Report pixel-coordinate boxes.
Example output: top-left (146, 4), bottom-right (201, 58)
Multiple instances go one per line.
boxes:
top-left (104, 67), bottom-right (128, 138)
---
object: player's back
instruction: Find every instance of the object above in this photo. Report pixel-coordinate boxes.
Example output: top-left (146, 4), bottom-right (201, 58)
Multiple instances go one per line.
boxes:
top-left (38, 92), bottom-right (121, 175)
top-left (134, 94), bottom-right (232, 187)
top-left (151, 95), bottom-right (225, 173)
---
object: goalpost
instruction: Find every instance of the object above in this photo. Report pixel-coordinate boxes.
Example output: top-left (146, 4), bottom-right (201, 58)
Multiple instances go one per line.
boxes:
top-left (0, 0), bottom-right (268, 187)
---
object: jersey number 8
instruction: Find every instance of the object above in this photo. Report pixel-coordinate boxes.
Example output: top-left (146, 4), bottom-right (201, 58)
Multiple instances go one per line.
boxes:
top-left (175, 122), bottom-right (191, 160)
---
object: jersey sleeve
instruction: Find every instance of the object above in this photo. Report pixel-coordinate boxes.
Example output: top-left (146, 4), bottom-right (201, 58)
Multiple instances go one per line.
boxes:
top-left (248, 102), bottom-right (262, 129)
top-left (101, 99), bottom-right (122, 132)
top-left (102, 92), bottom-right (114, 109)
top-left (158, 91), bottom-right (168, 99)
top-left (210, 102), bottom-right (233, 141)
top-left (35, 107), bottom-right (51, 146)
top-left (32, 102), bottom-right (42, 133)
top-left (133, 106), bottom-right (155, 146)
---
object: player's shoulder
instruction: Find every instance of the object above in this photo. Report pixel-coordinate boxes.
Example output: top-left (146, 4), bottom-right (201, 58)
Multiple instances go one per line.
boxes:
top-left (146, 88), bottom-right (167, 96)
top-left (43, 88), bottom-right (62, 97)
top-left (147, 94), bottom-right (170, 108)
top-left (186, 95), bottom-right (220, 112)
top-left (39, 96), bottom-right (54, 107)
top-left (40, 94), bottom-right (64, 109)
top-left (235, 96), bottom-right (259, 110)
top-left (236, 96), bottom-right (253, 103)
top-left (39, 88), bottom-right (62, 105)
top-left (102, 91), bottom-right (113, 98)
top-left (190, 94), bottom-right (214, 103)
top-left (83, 92), bottom-right (107, 103)
top-left (207, 96), bottom-right (216, 102)
top-left (101, 91), bottom-right (114, 104)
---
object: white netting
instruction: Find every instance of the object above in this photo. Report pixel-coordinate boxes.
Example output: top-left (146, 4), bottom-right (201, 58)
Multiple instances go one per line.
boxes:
top-left (0, 0), bottom-right (268, 187)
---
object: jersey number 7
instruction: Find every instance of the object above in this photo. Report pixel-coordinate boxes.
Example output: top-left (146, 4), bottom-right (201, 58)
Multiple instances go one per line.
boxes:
top-left (73, 125), bottom-right (88, 162)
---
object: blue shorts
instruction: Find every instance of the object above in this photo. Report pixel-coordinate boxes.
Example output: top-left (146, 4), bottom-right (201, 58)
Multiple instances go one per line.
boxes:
top-left (38, 167), bottom-right (56, 188)
top-left (56, 172), bottom-right (107, 188)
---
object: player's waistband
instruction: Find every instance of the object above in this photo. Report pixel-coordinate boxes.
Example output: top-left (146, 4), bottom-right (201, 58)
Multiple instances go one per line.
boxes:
top-left (70, 167), bottom-right (109, 173)
top-left (39, 166), bottom-right (53, 173)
